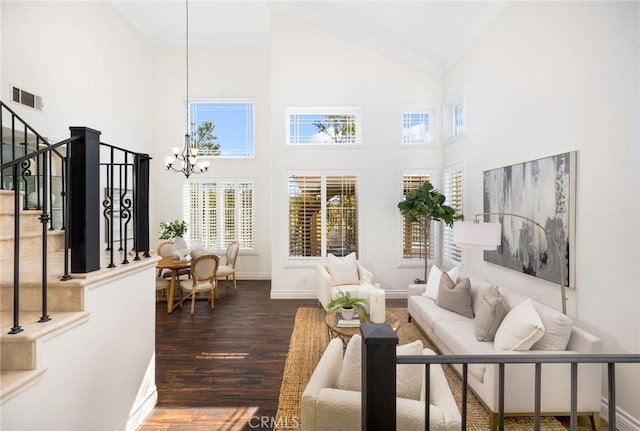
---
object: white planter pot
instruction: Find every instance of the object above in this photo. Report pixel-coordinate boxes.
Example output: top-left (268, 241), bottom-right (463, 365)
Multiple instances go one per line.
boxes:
top-left (341, 307), bottom-right (355, 320)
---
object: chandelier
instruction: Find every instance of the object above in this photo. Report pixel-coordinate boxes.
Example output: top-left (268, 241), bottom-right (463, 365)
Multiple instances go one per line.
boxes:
top-left (165, 0), bottom-right (209, 178)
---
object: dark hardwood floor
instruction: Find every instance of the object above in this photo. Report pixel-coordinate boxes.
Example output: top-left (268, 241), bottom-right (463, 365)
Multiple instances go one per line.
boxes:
top-left (154, 280), bottom-right (315, 412)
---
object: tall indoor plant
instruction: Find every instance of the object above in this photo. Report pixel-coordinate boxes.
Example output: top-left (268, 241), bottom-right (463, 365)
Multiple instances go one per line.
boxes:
top-left (397, 181), bottom-right (457, 283)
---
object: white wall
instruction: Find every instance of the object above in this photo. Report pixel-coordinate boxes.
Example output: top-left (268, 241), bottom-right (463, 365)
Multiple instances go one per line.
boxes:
top-left (1, 263), bottom-right (158, 431)
top-left (1, 1), bottom-right (154, 152)
top-left (443, 2), bottom-right (640, 426)
top-left (151, 46), bottom-right (271, 278)
top-left (269, 11), bottom-right (443, 298)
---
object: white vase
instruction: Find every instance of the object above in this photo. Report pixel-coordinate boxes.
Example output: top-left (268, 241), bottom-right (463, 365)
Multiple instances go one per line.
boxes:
top-left (172, 237), bottom-right (188, 256)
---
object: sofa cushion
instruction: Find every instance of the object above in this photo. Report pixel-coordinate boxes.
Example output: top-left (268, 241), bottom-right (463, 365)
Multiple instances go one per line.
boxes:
top-left (408, 296), bottom-right (469, 332)
top-left (494, 298), bottom-right (546, 351)
top-left (423, 266), bottom-right (459, 300)
top-left (434, 319), bottom-right (495, 383)
top-left (474, 287), bottom-right (510, 342)
top-left (436, 274), bottom-right (474, 318)
top-left (531, 303), bottom-right (573, 351)
top-left (336, 334), bottom-right (424, 400)
top-left (327, 253), bottom-right (360, 286)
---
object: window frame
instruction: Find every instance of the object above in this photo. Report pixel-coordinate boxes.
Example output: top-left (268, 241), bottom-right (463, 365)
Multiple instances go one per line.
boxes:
top-left (188, 99), bottom-right (255, 158)
top-left (183, 179), bottom-right (256, 253)
top-left (400, 105), bottom-right (439, 147)
top-left (285, 107), bottom-right (362, 146)
top-left (442, 163), bottom-right (465, 266)
top-left (286, 171), bottom-right (362, 264)
top-left (444, 88), bottom-right (465, 143)
top-left (398, 170), bottom-right (440, 267)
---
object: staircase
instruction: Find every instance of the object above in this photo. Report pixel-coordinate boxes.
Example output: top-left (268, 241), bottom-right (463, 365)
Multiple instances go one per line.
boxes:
top-left (0, 189), bottom-right (87, 399)
top-left (0, 102), bottom-right (158, 430)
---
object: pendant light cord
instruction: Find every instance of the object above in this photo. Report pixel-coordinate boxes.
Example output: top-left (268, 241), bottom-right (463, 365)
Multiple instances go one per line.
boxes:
top-left (185, 0), bottom-right (189, 134)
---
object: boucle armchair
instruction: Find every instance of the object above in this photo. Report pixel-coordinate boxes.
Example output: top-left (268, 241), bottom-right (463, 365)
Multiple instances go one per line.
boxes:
top-left (316, 253), bottom-right (374, 310)
top-left (301, 337), bottom-right (461, 431)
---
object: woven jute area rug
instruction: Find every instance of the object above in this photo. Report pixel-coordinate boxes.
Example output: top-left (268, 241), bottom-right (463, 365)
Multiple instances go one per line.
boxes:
top-left (275, 307), bottom-right (567, 431)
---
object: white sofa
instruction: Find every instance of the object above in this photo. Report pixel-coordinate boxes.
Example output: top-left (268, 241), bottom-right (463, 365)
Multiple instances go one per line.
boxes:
top-left (407, 277), bottom-right (603, 430)
top-left (301, 337), bottom-right (461, 431)
top-left (316, 262), bottom-right (374, 310)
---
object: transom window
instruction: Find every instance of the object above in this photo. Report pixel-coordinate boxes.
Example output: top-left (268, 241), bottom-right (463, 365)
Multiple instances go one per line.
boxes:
top-left (444, 89), bottom-right (465, 142)
top-left (288, 174), bottom-right (359, 258)
top-left (189, 101), bottom-right (254, 157)
top-left (286, 108), bottom-right (361, 145)
top-left (183, 180), bottom-right (255, 251)
top-left (401, 106), bottom-right (437, 145)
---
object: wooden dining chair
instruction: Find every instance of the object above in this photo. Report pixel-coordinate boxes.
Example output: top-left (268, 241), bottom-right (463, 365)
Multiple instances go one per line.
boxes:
top-left (216, 241), bottom-right (239, 292)
top-left (155, 277), bottom-right (170, 302)
top-left (157, 241), bottom-right (174, 277)
top-left (178, 254), bottom-right (220, 315)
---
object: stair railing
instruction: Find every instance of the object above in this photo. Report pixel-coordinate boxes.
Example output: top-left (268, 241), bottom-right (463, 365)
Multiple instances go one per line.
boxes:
top-left (1, 101), bottom-right (152, 334)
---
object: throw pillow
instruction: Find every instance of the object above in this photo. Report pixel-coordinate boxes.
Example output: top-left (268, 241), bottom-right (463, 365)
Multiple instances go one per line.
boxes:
top-left (494, 298), bottom-right (546, 351)
top-left (474, 287), bottom-right (510, 342)
top-left (423, 266), bottom-right (459, 300)
top-left (336, 334), bottom-right (424, 400)
top-left (435, 273), bottom-right (474, 318)
top-left (531, 304), bottom-right (573, 350)
top-left (327, 253), bottom-right (360, 286)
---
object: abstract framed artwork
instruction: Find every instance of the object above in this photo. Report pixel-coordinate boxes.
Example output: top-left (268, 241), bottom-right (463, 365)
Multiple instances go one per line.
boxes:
top-left (483, 152), bottom-right (576, 288)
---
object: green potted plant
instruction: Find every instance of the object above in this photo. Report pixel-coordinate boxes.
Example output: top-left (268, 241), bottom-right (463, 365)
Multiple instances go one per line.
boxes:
top-left (326, 290), bottom-right (368, 321)
top-left (159, 219), bottom-right (188, 240)
top-left (397, 181), bottom-right (457, 283)
top-left (159, 219), bottom-right (188, 251)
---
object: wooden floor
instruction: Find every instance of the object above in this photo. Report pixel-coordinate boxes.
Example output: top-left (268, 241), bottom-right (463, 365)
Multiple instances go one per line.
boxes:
top-left (137, 280), bottom-right (606, 430)
top-left (138, 280), bottom-right (317, 430)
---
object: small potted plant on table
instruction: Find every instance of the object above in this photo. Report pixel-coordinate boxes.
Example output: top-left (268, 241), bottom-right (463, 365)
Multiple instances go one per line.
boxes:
top-left (159, 219), bottom-right (189, 252)
top-left (327, 290), bottom-right (368, 321)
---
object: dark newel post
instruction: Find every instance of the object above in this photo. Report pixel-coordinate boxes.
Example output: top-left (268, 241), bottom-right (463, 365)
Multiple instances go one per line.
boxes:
top-left (361, 323), bottom-right (398, 431)
top-left (134, 154), bottom-right (151, 257)
top-left (69, 127), bottom-right (101, 273)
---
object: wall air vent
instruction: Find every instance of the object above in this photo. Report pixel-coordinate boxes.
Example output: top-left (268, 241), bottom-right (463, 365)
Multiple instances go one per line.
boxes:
top-left (12, 86), bottom-right (43, 111)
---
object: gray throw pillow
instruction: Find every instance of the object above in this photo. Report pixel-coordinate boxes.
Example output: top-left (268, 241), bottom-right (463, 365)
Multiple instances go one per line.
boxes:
top-left (435, 273), bottom-right (474, 318)
top-left (474, 286), bottom-right (510, 342)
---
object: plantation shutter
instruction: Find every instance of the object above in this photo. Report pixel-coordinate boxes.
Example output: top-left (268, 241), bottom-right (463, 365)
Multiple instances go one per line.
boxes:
top-left (443, 168), bottom-right (463, 263)
top-left (402, 174), bottom-right (434, 260)
top-left (184, 180), bottom-right (253, 250)
top-left (288, 175), bottom-right (322, 257)
top-left (238, 182), bottom-right (255, 249)
top-left (325, 175), bottom-right (358, 257)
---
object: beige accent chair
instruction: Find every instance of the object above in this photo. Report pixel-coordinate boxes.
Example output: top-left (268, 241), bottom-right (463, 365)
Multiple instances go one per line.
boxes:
top-left (157, 241), bottom-right (174, 277)
top-left (178, 254), bottom-right (219, 315)
top-left (216, 241), bottom-right (240, 292)
top-left (316, 258), bottom-right (374, 310)
top-left (301, 337), bottom-right (461, 431)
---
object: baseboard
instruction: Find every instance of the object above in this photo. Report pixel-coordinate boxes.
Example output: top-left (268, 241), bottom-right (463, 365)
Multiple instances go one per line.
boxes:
top-left (270, 290), bottom-right (316, 299)
top-left (601, 396), bottom-right (640, 431)
top-left (125, 389), bottom-right (158, 431)
top-left (236, 272), bottom-right (271, 280)
top-left (269, 289), bottom-right (409, 300)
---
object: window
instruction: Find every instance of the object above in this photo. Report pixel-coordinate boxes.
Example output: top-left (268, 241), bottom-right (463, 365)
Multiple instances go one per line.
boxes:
top-left (401, 173), bottom-right (436, 261)
top-left (444, 89), bottom-right (465, 141)
top-left (286, 108), bottom-right (361, 145)
top-left (443, 165), bottom-right (464, 264)
top-left (288, 174), bottom-right (359, 258)
top-left (401, 106), bottom-right (437, 145)
top-left (189, 101), bottom-right (254, 157)
top-left (183, 180), bottom-right (255, 250)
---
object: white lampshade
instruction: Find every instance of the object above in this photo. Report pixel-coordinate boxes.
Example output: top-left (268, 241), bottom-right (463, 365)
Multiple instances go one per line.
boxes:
top-left (453, 221), bottom-right (502, 250)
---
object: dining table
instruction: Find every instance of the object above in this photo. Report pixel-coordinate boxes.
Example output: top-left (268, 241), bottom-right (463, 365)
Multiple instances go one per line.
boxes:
top-left (156, 255), bottom-right (192, 313)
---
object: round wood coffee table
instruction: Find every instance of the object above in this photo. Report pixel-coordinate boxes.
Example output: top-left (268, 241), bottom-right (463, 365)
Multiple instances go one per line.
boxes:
top-left (325, 310), bottom-right (400, 345)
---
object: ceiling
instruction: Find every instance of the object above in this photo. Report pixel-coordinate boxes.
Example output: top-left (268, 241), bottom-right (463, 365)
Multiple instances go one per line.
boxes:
top-left (110, 1), bottom-right (507, 73)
